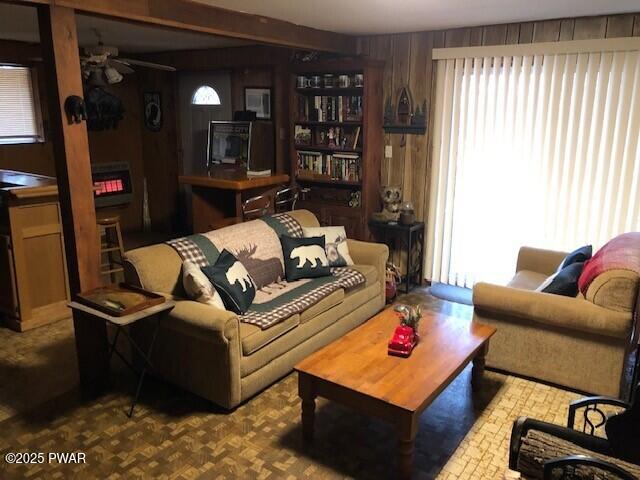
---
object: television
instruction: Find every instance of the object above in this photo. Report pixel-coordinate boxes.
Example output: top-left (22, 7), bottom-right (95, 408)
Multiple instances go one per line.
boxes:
top-left (206, 121), bottom-right (274, 175)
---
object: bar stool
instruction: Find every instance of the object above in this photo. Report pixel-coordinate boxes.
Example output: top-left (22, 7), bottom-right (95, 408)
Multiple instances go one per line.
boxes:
top-left (98, 216), bottom-right (125, 283)
top-left (242, 194), bottom-right (271, 220)
top-left (274, 186), bottom-right (299, 213)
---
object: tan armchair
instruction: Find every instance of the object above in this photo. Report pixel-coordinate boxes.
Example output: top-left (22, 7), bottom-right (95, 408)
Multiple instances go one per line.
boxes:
top-left (473, 246), bottom-right (639, 398)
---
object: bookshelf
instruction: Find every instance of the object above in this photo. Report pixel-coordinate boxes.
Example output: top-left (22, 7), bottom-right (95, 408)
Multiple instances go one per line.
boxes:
top-left (289, 58), bottom-right (384, 240)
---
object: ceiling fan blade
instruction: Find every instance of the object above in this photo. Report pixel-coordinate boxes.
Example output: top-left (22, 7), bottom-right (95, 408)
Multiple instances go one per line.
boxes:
top-left (117, 57), bottom-right (176, 72)
top-left (109, 59), bottom-right (135, 74)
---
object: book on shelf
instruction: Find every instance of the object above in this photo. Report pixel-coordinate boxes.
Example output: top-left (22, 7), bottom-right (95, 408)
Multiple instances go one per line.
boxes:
top-left (297, 150), bottom-right (361, 182)
top-left (296, 94), bottom-right (363, 123)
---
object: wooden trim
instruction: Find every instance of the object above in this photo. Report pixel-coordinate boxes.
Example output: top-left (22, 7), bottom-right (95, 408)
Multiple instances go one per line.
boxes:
top-left (433, 36), bottom-right (640, 59)
top-left (16, 0), bottom-right (356, 53)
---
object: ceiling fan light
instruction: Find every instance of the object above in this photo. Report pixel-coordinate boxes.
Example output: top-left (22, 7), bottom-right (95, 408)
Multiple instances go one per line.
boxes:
top-left (104, 67), bottom-right (123, 84)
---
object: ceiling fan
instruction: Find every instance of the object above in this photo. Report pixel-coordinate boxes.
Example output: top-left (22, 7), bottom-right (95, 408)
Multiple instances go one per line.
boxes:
top-left (80, 30), bottom-right (176, 86)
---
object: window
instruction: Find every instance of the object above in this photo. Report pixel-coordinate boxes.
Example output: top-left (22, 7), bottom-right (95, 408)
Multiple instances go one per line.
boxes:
top-left (0, 65), bottom-right (44, 144)
top-left (427, 45), bottom-right (640, 287)
top-left (191, 85), bottom-right (221, 106)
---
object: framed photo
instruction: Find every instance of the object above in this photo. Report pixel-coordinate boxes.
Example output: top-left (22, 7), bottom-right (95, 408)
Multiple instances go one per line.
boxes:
top-left (244, 87), bottom-right (272, 120)
top-left (143, 92), bottom-right (162, 131)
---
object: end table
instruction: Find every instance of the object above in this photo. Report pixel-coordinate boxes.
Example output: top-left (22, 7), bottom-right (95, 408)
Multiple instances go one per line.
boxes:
top-left (368, 219), bottom-right (425, 293)
top-left (68, 299), bottom-right (175, 417)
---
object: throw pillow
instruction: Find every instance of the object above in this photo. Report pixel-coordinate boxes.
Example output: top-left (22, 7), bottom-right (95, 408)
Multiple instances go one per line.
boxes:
top-left (559, 245), bottom-right (592, 270)
top-left (182, 260), bottom-right (225, 309)
top-left (201, 250), bottom-right (256, 314)
top-left (302, 226), bottom-right (354, 267)
top-left (281, 235), bottom-right (331, 281)
top-left (537, 262), bottom-right (585, 297)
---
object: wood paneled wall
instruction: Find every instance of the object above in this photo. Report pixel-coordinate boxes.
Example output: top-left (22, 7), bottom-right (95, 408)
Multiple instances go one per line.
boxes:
top-left (0, 40), bottom-right (164, 233)
top-left (357, 13), bottom-right (640, 222)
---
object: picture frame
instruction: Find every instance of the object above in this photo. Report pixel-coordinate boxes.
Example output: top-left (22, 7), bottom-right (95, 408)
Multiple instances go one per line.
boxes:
top-left (244, 87), bottom-right (272, 120)
top-left (143, 91), bottom-right (162, 131)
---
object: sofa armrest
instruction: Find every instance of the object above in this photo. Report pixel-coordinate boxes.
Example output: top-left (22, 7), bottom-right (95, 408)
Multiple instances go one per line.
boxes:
top-left (347, 239), bottom-right (389, 285)
top-left (167, 300), bottom-right (240, 344)
top-left (516, 246), bottom-right (568, 276)
top-left (473, 283), bottom-right (633, 339)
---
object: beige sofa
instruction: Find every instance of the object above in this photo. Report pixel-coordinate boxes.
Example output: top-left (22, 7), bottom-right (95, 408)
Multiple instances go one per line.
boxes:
top-left (123, 210), bottom-right (388, 409)
top-left (473, 246), bottom-right (639, 397)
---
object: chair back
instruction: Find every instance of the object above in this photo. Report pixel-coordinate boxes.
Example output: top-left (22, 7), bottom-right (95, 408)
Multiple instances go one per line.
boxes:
top-left (274, 186), bottom-right (299, 213)
top-left (242, 194), bottom-right (271, 220)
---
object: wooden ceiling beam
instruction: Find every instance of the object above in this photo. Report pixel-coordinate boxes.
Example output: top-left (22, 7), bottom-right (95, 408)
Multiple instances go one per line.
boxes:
top-left (16, 0), bottom-right (357, 53)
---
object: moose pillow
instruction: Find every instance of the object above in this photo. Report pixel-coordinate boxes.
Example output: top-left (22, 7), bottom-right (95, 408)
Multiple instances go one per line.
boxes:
top-left (281, 235), bottom-right (331, 281)
top-left (302, 226), bottom-right (354, 267)
top-left (201, 250), bottom-right (256, 314)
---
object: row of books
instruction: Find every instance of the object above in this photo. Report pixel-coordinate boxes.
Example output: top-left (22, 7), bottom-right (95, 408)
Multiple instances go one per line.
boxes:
top-left (297, 151), bottom-right (361, 182)
top-left (296, 95), bottom-right (363, 123)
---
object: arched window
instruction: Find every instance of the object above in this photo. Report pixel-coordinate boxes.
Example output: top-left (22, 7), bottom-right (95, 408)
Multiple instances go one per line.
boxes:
top-left (191, 85), bottom-right (221, 106)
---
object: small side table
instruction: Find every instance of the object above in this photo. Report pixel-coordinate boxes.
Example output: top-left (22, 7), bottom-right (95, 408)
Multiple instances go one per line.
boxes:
top-left (368, 220), bottom-right (425, 293)
top-left (68, 300), bottom-right (175, 417)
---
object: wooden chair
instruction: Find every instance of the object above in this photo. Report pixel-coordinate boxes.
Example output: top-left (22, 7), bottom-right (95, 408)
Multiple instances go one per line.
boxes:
top-left (274, 186), bottom-right (299, 213)
top-left (98, 216), bottom-right (125, 283)
top-left (242, 194), bottom-right (271, 221)
top-left (509, 383), bottom-right (640, 479)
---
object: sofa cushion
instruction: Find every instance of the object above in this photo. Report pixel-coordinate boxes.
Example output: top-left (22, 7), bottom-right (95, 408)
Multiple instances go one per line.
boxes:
top-left (240, 314), bottom-right (300, 355)
top-left (240, 282), bottom-right (380, 376)
top-left (302, 226), bottom-right (354, 267)
top-left (202, 250), bottom-right (256, 314)
top-left (300, 289), bottom-right (344, 324)
top-left (281, 235), bottom-right (331, 281)
top-left (538, 262), bottom-right (585, 297)
top-left (559, 245), bottom-right (592, 270)
top-left (508, 270), bottom-right (548, 290)
top-left (182, 260), bottom-right (225, 309)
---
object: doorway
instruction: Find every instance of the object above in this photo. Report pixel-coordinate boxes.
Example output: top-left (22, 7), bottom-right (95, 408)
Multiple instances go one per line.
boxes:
top-left (178, 71), bottom-right (232, 175)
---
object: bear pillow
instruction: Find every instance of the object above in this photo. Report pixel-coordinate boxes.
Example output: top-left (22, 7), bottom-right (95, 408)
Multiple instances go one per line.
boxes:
top-left (281, 235), bottom-right (331, 281)
top-left (302, 226), bottom-right (354, 267)
top-left (201, 250), bottom-right (256, 314)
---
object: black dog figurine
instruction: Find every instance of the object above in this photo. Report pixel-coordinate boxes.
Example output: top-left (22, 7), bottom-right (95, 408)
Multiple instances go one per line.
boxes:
top-left (64, 95), bottom-right (88, 124)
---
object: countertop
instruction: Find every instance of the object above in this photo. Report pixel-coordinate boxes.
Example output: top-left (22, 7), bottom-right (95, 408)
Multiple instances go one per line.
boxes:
top-left (179, 167), bottom-right (289, 191)
top-left (0, 170), bottom-right (58, 199)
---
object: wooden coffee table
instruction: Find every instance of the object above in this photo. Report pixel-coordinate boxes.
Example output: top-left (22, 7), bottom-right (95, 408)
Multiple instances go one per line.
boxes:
top-left (294, 307), bottom-right (496, 479)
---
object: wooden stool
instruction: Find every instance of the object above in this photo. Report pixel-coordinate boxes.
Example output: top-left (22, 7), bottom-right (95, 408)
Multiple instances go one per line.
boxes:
top-left (98, 216), bottom-right (125, 283)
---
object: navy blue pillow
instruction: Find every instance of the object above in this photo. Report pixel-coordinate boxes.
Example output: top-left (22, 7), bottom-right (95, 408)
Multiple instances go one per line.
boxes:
top-left (201, 250), bottom-right (256, 314)
top-left (559, 245), bottom-right (592, 270)
top-left (541, 262), bottom-right (585, 297)
top-left (281, 235), bottom-right (331, 281)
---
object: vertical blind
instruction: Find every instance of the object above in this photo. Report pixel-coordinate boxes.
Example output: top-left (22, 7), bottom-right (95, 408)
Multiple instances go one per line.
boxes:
top-left (0, 65), bottom-right (43, 144)
top-left (426, 47), bottom-right (640, 287)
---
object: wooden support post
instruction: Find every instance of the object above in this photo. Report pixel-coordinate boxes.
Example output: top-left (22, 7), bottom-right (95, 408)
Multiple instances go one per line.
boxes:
top-left (37, 4), bottom-right (110, 393)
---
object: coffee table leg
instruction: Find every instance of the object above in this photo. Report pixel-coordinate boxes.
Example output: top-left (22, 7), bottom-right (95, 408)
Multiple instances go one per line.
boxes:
top-left (397, 414), bottom-right (417, 480)
top-left (299, 373), bottom-right (316, 445)
top-left (472, 342), bottom-right (489, 391)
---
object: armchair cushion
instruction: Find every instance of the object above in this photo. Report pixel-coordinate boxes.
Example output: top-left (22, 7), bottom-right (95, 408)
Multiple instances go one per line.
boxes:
top-left (508, 270), bottom-right (548, 290)
top-left (473, 283), bottom-right (633, 339)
